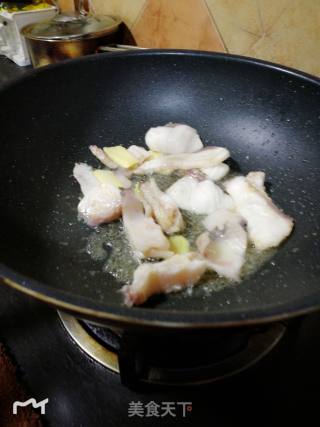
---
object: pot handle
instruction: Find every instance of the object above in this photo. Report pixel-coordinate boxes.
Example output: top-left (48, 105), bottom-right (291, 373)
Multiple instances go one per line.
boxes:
top-left (97, 44), bottom-right (148, 53)
top-left (52, 0), bottom-right (88, 15)
top-left (74, 0), bottom-right (88, 16)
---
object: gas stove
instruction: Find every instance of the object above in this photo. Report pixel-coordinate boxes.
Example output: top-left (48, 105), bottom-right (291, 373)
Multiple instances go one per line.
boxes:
top-left (1, 57), bottom-right (320, 426)
top-left (1, 283), bottom-right (320, 426)
top-left (59, 311), bottom-right (286, 387)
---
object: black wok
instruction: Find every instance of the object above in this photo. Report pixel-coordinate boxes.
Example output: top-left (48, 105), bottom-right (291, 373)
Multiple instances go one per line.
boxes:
top-left (0, 50), bottom-right (319, 330)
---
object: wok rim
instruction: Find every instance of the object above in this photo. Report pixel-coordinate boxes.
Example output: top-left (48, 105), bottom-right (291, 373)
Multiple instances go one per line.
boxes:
top-left (0, 49), bottom-right (319, 92)
top-left (1, 264), bottom-right (320, 329)
top-left (1, 50), bottom-right (320, 329)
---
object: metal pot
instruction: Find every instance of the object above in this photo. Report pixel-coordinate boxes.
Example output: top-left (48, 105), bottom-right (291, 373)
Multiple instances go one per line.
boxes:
top-left (21, 10), bottom-right (122, 67)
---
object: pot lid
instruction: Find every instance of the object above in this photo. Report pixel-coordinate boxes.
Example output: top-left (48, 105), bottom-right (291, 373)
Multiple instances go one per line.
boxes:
top-left (21, 13), bottom-right (121, 41)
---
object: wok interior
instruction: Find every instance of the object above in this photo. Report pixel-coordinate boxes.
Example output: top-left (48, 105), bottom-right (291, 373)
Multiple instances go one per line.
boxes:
top-left (0, 52), bottom-right (319, 319)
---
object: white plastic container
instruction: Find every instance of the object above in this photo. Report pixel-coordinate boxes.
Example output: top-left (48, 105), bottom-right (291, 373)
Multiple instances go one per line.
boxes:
top-left (0, 5), bottom-right (57, 66)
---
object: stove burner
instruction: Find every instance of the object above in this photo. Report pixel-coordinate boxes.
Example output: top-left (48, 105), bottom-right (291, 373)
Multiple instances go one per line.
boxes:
top-left (58, 311), bottom-right (286, 387)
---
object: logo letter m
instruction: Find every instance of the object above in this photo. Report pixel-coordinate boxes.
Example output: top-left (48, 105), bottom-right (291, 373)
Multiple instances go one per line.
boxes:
top-left (13, 398), bottom-right (49, 415)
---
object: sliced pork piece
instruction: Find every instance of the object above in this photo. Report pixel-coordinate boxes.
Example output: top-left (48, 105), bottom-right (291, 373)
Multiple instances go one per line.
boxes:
top-left (122, 190), bottom-right (172, 259)
top-left (197, 209), bottom-right (247, 281)
top-left (186, 169), bottom-right (207, 181)
top-left (127, 145), bottom-right (150, 164)
top-left (121, 252), bottom-right (207, 306)
top-left (203, 208), bottom-right (238, 231)
top-left (134, 147), bottom-right (230, 174)
top-left (145, 123), bottom-right (203, 154)
top-left (140, 178), bottom-right (184, 234)
top-left (201, 163), bottom-right (230, 181)
top-left (224, 174), bottom-right (294, 250)
top-left (246, 171), bottom-right (266, 191)
top-left (73, 163), bottom-right (121, 227)
top-left (89, 145), bottom-right (117, 169)
top-left (74, 162), bottom-right (99, 195)
top-left (114, 168), bottom-right (132, 189)
top-left (166, 176), bottom-right (234, 215)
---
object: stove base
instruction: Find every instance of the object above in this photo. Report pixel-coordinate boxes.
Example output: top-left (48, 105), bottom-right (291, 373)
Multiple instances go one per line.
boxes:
top-left (58, 311), bottom-right (286, 387)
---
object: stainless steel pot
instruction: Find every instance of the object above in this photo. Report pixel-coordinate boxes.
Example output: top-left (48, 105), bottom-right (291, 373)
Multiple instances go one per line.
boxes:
top-left (21, 3), bottom-right (122, 67)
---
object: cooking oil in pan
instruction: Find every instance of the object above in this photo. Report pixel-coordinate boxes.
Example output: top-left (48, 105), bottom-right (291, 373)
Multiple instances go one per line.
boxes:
top-left (86, 173), bottom-right (276, 295)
